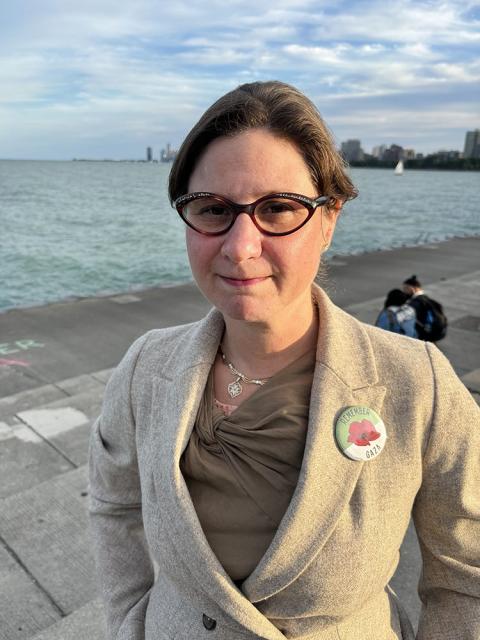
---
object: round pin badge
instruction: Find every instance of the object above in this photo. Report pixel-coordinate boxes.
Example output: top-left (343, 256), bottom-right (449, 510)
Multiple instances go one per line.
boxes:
top-left (335, 406), bottom-right (387, 461)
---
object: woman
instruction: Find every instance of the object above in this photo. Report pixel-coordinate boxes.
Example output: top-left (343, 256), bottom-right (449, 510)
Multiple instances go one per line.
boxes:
top-left (375, 289), bottom-right (417, 338)
top-left (88, 81), bottom-right (480, 640)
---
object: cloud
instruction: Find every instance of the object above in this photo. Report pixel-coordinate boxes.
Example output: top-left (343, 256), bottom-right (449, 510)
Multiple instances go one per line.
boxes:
top-left (312, 0), bottom-right (480, 46)
top-left (432, 61), bottom-right (480, 82)
top-left (0, 0), bottom-right (478, 158)
top-left (398, 43), bottom-right (437, 59)
top-left (284, 43), bottom-right (351, 65)
top-left (0, 54), bottom-right (52, 103)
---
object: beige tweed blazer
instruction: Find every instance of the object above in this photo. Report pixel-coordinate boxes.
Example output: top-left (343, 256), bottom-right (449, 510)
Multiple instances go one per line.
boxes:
top-left (88, 285), bottom-right (480, 640)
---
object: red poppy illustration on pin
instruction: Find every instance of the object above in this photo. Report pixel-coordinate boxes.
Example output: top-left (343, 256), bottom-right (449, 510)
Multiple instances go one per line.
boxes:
top-left (347, 419), bottom-right (381, 446)
top-left (335, 406), bottom-right (387, 461)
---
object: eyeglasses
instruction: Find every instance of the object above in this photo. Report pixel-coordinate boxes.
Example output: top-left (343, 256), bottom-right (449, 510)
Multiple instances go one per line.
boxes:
top-left (174, 192), bottom-right (331, 236)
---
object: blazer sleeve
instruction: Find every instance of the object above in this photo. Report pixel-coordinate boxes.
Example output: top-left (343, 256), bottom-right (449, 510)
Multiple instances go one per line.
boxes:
top-left (88, 333), bottom-right (154, 640)
top-left (413, 344), bottom-right (480, 640)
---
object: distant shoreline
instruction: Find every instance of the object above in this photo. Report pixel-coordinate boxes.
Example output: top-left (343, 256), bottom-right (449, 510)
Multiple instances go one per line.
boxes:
top-left (0, 158), bottom-right (171, 163)
top-left (1, 158), bottom-right (479, 171)
top-left (349, 160), bottom-right (480, 172)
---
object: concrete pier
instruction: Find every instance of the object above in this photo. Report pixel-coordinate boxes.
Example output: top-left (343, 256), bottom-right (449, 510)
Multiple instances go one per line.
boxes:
top-left (0, 235), bottom-right (479, 639)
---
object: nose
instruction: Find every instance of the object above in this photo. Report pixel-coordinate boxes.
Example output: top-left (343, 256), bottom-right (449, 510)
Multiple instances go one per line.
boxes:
top-left (220, 212), bottom-right (262, 263)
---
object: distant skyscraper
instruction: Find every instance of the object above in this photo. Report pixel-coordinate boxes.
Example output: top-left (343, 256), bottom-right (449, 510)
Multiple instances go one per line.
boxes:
top-left (341, 139), bottom-right (364, 162)
top-left (463, 130), bottom-right (480, 159)
top-left (146, 146), bottom-right (153, 162)
top-left (371, 144), bottom-right (386, 159)
top-left (436, 150), bottom-right (461, 161)
top-left (160, 143), bottom-right (177, 162)
top-left (382, 144), bottom-right (404, 164)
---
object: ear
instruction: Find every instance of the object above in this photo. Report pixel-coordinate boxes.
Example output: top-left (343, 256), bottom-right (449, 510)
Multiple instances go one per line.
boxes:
top-left (330, 198), bottom-right (343, 214)
top-left (321, 200), bottom-right (341, 249)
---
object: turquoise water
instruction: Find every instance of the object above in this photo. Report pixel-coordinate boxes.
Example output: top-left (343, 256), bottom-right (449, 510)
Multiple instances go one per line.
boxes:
top-left (1, 160), bottom-right (479, 312)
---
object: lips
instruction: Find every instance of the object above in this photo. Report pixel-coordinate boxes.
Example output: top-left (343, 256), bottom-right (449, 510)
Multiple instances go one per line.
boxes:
top-left (219, 275), bottom-right (269, 286)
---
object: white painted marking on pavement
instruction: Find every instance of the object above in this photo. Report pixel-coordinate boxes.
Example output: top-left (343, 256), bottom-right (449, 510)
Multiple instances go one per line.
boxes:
top-left (13, 424), bottom-right (43, 443)
top-left (17, 407), bottom-right (89, 438)
top-left (0, 421), bottom-right (14, 441)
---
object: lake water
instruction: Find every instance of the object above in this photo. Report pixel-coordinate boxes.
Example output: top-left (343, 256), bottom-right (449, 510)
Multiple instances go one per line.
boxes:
top-left (1, 160), bottom-right (479, 312)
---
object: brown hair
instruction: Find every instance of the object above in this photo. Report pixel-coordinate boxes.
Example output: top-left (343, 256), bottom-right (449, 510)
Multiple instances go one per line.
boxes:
top-left (168, 80), bottom-right (358, 206)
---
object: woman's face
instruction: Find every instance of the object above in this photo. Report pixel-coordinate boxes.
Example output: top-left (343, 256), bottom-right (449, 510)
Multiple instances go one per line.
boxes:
top-left (186, 128), bottom-right (339, 326)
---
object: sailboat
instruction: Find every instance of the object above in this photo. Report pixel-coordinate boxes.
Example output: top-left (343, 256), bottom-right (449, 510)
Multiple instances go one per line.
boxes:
top-left (394, 160), bottom-right (404, 175)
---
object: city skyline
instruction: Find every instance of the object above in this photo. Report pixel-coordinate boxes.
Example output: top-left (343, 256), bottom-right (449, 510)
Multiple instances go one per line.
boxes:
top-left (1, 0), bottom-right (479, 160)
top-left (75, 130), bottom-right (471, 164)
top-left (34, 130), bottom-right (478, 164)
top-left (340, 128), bottom-right (480, 163)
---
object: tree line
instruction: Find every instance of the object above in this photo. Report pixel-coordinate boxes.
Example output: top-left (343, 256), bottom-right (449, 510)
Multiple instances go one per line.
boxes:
top-left (349, 157), bottom-right (480, 171)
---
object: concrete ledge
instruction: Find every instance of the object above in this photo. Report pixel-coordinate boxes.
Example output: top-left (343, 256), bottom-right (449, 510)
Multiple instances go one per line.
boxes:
top-left (461, 368), bottom-right (480, 394)
top-left (0, 373), bottom-right (107, 421)
top-left (0, 466), bottom-right (97, 616)
top-left (90, 368), bottom-right (114, 385)
top-left (0, 542), bottom-right (61, 640)
top-left (0, 385), bottom-right (68, 422)
top-left (0, 416), bottom-right (75, 499)
top-left (31, 599), bottom-right (106, 640)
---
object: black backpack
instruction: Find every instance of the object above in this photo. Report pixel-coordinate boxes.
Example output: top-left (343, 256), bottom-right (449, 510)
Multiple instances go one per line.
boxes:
top-left (415, 296), bottom-right (448, 342)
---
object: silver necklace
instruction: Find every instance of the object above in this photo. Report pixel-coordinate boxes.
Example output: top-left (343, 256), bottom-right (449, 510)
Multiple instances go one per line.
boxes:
top-left (220, 347), bottom-right (271, 398)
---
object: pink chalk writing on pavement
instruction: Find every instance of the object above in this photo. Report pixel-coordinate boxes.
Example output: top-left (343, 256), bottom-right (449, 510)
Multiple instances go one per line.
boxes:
top-left (0, 358), bottom-right (30, 367)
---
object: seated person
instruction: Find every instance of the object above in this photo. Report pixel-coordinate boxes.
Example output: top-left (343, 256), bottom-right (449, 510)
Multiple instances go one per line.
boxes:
top-left (375, 288), bottom-right (417, 337)
top-left (403, 274), bottom-right (447, 341)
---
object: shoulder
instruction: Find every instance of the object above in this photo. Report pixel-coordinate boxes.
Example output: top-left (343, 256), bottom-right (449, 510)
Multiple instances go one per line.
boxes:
top-left (396, 303), bottom-right (416, 320)
top-left (360, 317), bottom-right (432, 380)
top-left (134, 307), bottom-right (224, 379)
top-left (374, 309), bottom-right (388, 327)
top-left (120, 322), bottom-right (198, 365)
top-left (138, 321), bottom-right (202, 354)
top-left (102, 323), bottom-right (199, 398)
top-left (123, 318), bottom-right (214, 378)
top-left (361, 317), bottom-right (463, 394)
top-left (409, 294), bottom-right (429, 309)
top-left (102, 314), bottom-right (222, 415)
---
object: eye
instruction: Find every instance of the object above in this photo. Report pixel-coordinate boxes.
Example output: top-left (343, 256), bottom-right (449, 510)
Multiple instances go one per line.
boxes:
top-left (258, 199), bottom-right (297, 215)
top-left (197, 204), bottom-right (230, 216)
top-left (185, 198), bottom-right (231, 218)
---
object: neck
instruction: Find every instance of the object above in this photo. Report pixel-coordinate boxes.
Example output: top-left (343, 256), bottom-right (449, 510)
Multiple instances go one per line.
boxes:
top-left (221, 295), bottom-right (318, 379)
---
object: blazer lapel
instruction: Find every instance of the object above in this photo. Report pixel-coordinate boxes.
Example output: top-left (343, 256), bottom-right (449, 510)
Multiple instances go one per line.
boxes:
top-left (150, 310), bottom-right (287, 639)
top-left (242, 286), bottom-right (386, 603)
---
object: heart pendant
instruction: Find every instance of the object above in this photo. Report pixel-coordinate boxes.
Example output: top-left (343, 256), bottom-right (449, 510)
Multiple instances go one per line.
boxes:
top-left (227, 380), bottom-right (243, 398)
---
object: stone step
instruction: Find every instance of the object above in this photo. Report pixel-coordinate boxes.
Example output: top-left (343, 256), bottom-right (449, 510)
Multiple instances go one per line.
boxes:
top-left (31, 599), bottom-right (106, 640)
top-left (0, 369), bottom-right (113, 421)
top-left (16, 387), bottom-right (105, 467)
top-left (461, 368), bottom-right (480, 394)
top-left (0, 387), bottom-right (106, 500)
top-left (0, 540), bottom-right (62, 640)
top-left (0, 466), bottom-right (97, 631)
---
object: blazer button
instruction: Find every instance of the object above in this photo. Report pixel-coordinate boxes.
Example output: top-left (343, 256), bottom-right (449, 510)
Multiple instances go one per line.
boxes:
top-left (202, 614), bottom-right (217, 630)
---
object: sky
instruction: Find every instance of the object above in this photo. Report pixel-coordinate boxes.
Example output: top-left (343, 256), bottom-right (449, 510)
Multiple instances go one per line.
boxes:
top-left (0, 0), bottom-right (479, 160)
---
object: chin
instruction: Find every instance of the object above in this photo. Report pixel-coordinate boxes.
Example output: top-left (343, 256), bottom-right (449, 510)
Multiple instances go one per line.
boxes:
top-left (213, 295), bottom-right (270, 324)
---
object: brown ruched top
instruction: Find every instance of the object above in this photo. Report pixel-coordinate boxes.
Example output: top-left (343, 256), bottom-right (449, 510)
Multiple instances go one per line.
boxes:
top-left (180, 349), bottom-right (315, 583)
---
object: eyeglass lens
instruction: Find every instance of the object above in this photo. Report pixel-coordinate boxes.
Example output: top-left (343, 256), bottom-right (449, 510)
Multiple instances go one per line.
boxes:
top-left (181, 196), bottom-right (311, 234)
